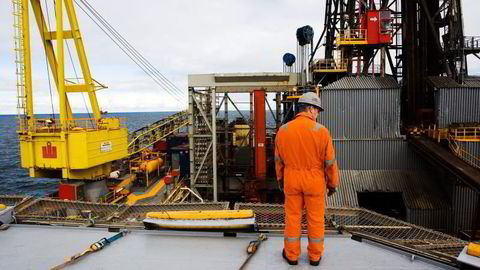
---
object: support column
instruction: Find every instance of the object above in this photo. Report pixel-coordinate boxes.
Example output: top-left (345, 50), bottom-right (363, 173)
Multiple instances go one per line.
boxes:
top-left (254, 90), bottom-right (266, 182)
top-left (56, 0), bottom-right (66, 127)
top-left (224, 93), bottom-right (229, 192)
top-left (276, 92), bottom-right (281, 130)
top-left (188, 88), bottom-right (195, 190)
top-left (211, 88), bottom-right (217, 202)
top-left (380, 47), bottom-right (386, 77)
top-left (22, 0), bottom-right (34, 128)
top-left (249, 92), bottom-right (254, 172)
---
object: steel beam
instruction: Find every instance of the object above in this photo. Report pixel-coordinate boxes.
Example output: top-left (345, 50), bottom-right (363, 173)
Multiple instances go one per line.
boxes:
top-left (211, 88), bottom-right (217, 202)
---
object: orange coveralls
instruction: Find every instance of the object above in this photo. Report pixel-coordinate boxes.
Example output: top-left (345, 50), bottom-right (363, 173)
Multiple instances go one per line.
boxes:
top-left (275, 112), bottom-right (339, 262)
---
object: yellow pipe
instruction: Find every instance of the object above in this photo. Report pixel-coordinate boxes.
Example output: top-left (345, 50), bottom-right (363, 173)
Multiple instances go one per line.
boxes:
top-left (139, 158), bottom-right (163, 173)
top-left (116, 174), bottom-right (136, 190)
top-left (126, 179), bottom-right (165, 205)
top-left (146, 210), bottom-right (254, 220)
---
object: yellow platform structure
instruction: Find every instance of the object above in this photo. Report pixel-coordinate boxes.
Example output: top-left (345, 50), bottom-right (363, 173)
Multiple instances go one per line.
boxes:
top-left (19, 119), bottom-right (128, 179)
top-left (14, 0), bottom-right (128, 180)
top-left (311, 58), bottom-right (348, 73)
top-left (336, 29), bottom-right (369, 46)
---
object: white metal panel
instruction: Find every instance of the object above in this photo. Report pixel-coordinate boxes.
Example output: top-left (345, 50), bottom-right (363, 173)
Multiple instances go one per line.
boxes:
top-left (188, 72), bottom-right (298, 92)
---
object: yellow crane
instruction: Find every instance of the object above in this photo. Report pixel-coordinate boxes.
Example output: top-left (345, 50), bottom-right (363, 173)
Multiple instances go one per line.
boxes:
top-left (14, 0), bottom-right (128, 180)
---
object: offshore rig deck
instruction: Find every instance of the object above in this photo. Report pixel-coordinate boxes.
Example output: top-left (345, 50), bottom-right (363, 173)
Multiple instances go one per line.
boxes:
top-left (0, 195), bottom-right (469, 268)
top-left (4, 0), bottom-right (480, 269)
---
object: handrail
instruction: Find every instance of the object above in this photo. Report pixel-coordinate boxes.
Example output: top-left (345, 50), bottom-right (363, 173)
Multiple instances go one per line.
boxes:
top-left (447, 134), bottom-right (480, 170)
top-left (17, 117), bottom-right (127, 133)
top-left (311, 58), bottom-right (349, 71)
top-left (337, 29), bottom-right (368, 43)
top-left (128, 110), bottom-right (189, 155)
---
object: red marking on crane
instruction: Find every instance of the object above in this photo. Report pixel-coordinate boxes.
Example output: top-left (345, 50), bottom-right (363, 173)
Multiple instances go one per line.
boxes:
top-left (42, 142), bottom-right (57, 159)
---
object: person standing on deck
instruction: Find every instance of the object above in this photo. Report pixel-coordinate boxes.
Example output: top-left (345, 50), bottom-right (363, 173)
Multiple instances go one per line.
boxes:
top-left (275, 92), bottom-right (339, 266)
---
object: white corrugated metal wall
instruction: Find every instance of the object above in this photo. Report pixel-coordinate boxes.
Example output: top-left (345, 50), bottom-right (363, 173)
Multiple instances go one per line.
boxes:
top-left (320, 77), bottom-right (452, 232)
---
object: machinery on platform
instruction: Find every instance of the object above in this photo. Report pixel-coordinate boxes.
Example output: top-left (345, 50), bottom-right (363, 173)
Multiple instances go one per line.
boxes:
top-left (186, 0), bottom-right (479, 241)
top-left (14, 0), bottom-right (128, 180)
top-left (12, 0), bottom-right (189, 203)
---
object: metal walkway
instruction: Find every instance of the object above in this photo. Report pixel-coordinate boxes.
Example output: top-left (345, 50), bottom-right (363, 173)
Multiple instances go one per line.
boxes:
top-left (409, 136), bottom-right (480, 192)
top-left (127, 110), bottom-right (188, 155)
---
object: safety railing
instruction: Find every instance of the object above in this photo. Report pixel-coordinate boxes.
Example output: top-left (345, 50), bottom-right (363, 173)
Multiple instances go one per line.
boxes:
top-left (16, 118), bottom-right (28, 134)
top-left (128, 110), bottom-right (189, 155)
top-left (17, 117), bottom-right (127, 133)
top-left (336, 29), bottom-right (368, 45)
top-left (448, 134), bottom-right (480, 170)
top-left (0, 195), bottom-right (33, 212)
top-left (464, 36), bottom-right (480, 50)
top-left (311, 58), bottom-right (349, 72)
top-left (65, 77), bottom-right (108, 91)
top-left (449, 125), bottom-right (480, 142)
top-left (234, 203), bottom-right (467, 265)
top-left (14, 198), bottom-right (229, 227)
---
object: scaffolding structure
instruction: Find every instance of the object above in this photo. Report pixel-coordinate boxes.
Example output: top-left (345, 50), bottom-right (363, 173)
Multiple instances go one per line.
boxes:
top-left (188, 73), bottom-right (298, 201)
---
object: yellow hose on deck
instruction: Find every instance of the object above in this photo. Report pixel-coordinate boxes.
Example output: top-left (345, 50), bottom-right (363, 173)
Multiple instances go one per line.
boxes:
top-left (116, 174), bottom-right (136, 190)
top-left (146, 210), bottom-right (254, 220)
top-left (0, 204), bottom-right (6, 210)
top-left (126, 179), bottom-right (165, 205)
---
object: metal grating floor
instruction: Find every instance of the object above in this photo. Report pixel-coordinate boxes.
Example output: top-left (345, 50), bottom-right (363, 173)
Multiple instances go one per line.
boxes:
top-left (0, 195), bottom-right (31, 209)
top-left (8, 199), bottom-right (468, 266)
top-left (15, 199), bottom-right (229, 227)
top-left (234, 203), bottom-right (467, 265)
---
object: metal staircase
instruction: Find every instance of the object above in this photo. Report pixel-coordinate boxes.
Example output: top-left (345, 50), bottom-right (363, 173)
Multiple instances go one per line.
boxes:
top-left (12, 0), bottom-right (27, 131)
top-left (128, 110), bottom-right (189, 155)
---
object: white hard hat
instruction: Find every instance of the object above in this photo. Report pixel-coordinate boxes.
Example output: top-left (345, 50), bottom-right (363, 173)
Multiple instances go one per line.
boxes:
top-left (298, 92), bottom-right (324, 111)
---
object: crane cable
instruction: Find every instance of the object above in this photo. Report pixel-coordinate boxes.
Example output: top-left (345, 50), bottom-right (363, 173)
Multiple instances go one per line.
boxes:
top-left (76, 0), bottom-right (185, 103)
top-left (78, 0), bottom-right (185, 101)
top-left (73, 0), bottom-right (186, 104)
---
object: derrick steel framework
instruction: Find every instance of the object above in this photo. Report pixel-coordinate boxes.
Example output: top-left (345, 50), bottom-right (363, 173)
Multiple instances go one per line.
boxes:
top-left (310, 0), bottom-right (480, 125)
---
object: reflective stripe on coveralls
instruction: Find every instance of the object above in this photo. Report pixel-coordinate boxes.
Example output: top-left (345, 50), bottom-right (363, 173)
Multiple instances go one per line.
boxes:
top-left (275, 111), bottom-right (339, 262)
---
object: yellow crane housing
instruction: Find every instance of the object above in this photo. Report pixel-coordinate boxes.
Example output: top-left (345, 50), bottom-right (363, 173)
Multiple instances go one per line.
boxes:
top-left (15, 0), bottom-right (128, 180)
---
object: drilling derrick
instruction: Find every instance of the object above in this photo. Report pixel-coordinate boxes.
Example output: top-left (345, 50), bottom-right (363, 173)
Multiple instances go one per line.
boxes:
top-left (311, 0), bottom-right (480, 126)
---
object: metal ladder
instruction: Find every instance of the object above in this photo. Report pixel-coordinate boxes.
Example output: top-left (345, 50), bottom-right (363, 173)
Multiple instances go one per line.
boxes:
top-left (12, 0), bottom-right (27, 131)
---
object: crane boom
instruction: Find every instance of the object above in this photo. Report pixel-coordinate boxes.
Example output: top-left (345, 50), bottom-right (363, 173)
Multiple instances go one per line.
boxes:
top-left (16, 0), bottom-right (128, 180)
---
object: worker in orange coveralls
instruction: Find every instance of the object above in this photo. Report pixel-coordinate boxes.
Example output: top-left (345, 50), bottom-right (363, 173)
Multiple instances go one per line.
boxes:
top-left (275, 92), bottom-right (339, 266)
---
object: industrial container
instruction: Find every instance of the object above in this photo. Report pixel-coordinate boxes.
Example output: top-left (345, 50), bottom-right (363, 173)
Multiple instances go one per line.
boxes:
top-left (59, 182), bottom-right (85, 201)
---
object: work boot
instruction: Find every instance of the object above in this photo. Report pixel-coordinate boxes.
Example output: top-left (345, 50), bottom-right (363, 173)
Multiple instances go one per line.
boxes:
top-left (282, 249), bottom-right (298, 265)
top-left (309, 257), bottom-right (322, 266)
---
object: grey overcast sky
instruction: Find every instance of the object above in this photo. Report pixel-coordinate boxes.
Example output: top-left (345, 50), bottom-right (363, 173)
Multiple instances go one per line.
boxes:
top-left (1, 0), bottom-right (479, 114)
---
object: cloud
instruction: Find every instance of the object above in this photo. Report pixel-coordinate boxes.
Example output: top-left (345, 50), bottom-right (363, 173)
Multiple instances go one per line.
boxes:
top-left (0, 0), bottom-right (479, 114)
